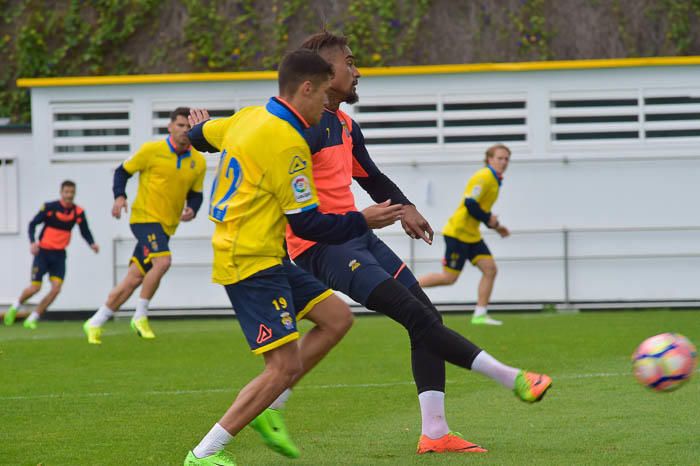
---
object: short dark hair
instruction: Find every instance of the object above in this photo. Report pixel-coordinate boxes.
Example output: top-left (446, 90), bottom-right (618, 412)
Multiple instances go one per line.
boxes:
top-left (61, 180), bottom-right (76, 189)
top-left (301, 31), bottom-right (348, 54)
top-left (278, 49), bottom-right (334, 96)
top-left (170, 107), bottom-right (190, 121)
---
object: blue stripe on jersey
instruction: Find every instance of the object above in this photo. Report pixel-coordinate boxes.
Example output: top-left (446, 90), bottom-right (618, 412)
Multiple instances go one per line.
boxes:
top-left (284, 203), bottom-right (319, 215)
top-left (487, 165), bottom-right (503, 186)
top-left (165, 137), bottom-right (192, 169)
top-left (266, 97), bottom-right (306, 138)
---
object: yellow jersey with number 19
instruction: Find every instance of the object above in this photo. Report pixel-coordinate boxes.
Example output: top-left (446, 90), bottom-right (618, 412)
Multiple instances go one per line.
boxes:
top-left (442, 166), bottom-right (501, 243)
top-left (204, 97), bottom-right (320, 285)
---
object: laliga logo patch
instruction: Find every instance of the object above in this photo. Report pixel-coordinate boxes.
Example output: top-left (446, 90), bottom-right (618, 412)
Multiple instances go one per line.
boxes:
top-left (291, 175), bottom-right (312, 202)
top-left (190, 159), bottom-right (196, 169)
top-left (280, 312), bottom-right (294, 330)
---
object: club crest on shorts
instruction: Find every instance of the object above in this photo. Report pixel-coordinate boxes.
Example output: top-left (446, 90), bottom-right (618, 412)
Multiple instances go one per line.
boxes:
top-left (280, 312), bottom-right (294, 330)
top-left (348, 259), bottom-right (361, 272)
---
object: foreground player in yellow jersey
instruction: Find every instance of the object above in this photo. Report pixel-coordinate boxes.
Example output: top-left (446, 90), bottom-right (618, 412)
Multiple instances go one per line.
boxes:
top-left (419, 144), bottom-right (511, 325)
top-left (83, 108), bottom-right (206, 344)
top-left (183, 50), bottom-right (402, 465)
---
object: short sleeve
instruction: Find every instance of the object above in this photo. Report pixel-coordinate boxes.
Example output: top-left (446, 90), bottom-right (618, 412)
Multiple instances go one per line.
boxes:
top-left (268, 146), bottom-right (319, 214)
top-left (122, 144), bottom-right (150, 174)
top-left (465, 171), bottom-right (492, 201)
top-left (202, 115), bottom-right (237, 151)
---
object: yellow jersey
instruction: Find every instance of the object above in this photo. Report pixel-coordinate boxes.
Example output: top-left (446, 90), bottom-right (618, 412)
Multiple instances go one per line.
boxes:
top-left (204, 97), bottom-right (320, 285)
top-left (122, 138), bottom-right (206, 236)
top-left (443, 166), bottom-right (502, 243)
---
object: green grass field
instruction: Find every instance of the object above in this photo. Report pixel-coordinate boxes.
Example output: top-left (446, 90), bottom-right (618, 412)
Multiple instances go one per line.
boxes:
top-left (1, 310), bottom-right (698, 465)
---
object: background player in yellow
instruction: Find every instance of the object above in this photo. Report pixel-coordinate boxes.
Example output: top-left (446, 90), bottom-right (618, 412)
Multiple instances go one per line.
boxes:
top-left (419, 144), bottom-right (511, 325)
top-left (183, 49), bottom-right (402, 466)
top-left (83, 108), bottom-right (206, 344)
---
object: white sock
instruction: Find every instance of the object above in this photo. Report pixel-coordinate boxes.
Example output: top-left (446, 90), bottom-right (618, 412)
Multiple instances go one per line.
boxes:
top-left (473, 305), bottom-right (487, 318)
top-left (418, 390), bottom-right (449, 439)
top-left (12, 299), bottom-right (21, 310)
top-left (269, 388), bottom-right (292, 410)
top-left (471, 351), bottom-right (520, 389)
top-left (193, 423), bottom-right (233, 459)
top-left (26, 311), bottom-right (40, 323)
top-left (133, 298), bottom-right (149, 320)
top-left (88, 304), bottom-right (114, 327)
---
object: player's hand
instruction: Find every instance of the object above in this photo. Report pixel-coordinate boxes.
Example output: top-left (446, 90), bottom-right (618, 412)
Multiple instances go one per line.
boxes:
top-left (487, 214), bottom-right (500, 229)
top-left (90, 243), bottom-right (100, 254)
top-left (496, 225), bottom-right (510, 238)
top-left (30, 242), bottom-right (40, 256)
top-left (112, 196), bottom-right (128, 219)
top-left (181, 206), bottom-right (195, 222)
top-left (401, 204), bottom-right (434, 245)
top-left (188, 108), bottom-right (210, 127)
top-left (361, 200), bottom-right (404, 229)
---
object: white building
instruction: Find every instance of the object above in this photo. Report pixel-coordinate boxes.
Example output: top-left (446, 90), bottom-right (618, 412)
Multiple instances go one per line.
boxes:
top-left (3, 56), bottom-right (700, 315)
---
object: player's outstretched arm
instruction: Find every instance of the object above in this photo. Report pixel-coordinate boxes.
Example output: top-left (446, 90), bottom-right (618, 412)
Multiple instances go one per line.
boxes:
top-left (27, 206), bottom-right (46, 255)
top-left (77, 211), bottom-right (99, 252)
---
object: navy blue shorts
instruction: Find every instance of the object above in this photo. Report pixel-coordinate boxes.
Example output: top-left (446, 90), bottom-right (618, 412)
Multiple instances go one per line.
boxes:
top-left (31, 249), bottom-right (66, 283)
top-left (130, 223), bottom-right (171, 275)
top-left (225, 262), bottom-right (333, 354)
top-left (442, 235), bottom-right (492, 272)
top-left (294, 231), bottom-right (417, 306)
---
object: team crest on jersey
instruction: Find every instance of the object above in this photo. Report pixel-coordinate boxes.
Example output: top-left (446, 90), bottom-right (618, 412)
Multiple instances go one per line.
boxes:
top-left (280, 312), bottom-right (294, 330)
top-left (348, 259), bottom-right (361, 272)
top-left (291, 175), bottom-right (312, 202)
top-left (471, 185), bottom-right (482, 198)
top-left (288, 155), bottom-right (307, 174)
top-left (340, 120), bottom-right (351, 138)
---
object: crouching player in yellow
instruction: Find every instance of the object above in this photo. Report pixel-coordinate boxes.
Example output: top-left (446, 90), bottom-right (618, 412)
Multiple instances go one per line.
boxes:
top-left (83, 107), bottom-right (206, 344)
top-left (419, 144), bottom-right (511, 325)
top-left (183, 50), bottom-right (403, 465)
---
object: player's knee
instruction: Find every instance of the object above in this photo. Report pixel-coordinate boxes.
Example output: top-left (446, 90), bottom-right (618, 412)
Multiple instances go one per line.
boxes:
top-left (28, 283), bottom-right (41, 293)
top-left (268, 354), bottom-right (303, 384)
top-left (49, 281), bottom-right (62, 294)
top-left (481, 262), bottom-right (497, 279)
top-left (151, 256), bottom-right (172, 273)
top-left (444, 272), bottom-right (459, 285)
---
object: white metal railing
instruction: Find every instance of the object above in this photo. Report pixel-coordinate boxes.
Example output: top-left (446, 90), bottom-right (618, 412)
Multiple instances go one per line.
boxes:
top-left (111, 225), bottom-right (700, 312)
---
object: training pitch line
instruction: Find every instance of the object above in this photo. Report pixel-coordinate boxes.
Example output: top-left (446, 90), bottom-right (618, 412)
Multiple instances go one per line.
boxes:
top-left (2, 369), bottom-right (698, 401)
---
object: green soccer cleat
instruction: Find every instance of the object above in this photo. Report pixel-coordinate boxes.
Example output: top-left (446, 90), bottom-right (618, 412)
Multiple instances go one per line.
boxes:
top-left (471, 314), bottom-right (503, 326)
top-left (250, 408), bottom-right (300, 458)
top-left (83, 320), bottom-right (103, 345)
top-left (4, 305), bottom-right (18, 326)
top-left (23, 319), bottom-right (37, 330)
top-left (131, 317), bottom-right (155, 339)
top-left (514, 370), bottom-right (552, 403)
top-left (184, 450), bottom-right (237, 465)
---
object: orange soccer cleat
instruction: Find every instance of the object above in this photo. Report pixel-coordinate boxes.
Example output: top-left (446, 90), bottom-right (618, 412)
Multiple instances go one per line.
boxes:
top-left (416, 432), bottom-right (488, 454)
top-left (514, 370), bottom-right (552, 402)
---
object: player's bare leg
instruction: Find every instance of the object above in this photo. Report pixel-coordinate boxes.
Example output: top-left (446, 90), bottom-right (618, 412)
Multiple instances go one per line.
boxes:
top-left (251, 294), bottom-right (352, 457)
top-left (130, 255), bottom-right (170, 338)
top-left (104, 263), bottom-right (144, 311)
top-left (84, 263), bottom-right (143, 344)
top-left (189, 342), bottom-right (303, 462)
top-left (4, 282), bottom-right (41, 326)
top-left (418, 270), bottom-right (459, 288)
top-left (472, 257), bottom-right (501, 325)
top-left (23, 279), bottom-right (62, 329)
top-left (139, 255), bottom-right (171, 300)
top-left (290, 294), bottom-right (353, 387)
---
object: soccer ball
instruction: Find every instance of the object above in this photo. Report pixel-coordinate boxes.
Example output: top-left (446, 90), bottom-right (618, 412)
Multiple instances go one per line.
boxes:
top-left (632, 333), bottom-right (697, 392)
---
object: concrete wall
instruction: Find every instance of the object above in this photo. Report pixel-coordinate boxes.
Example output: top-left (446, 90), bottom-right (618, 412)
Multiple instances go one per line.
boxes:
top-left (3, 62), bottom-right (699, 311)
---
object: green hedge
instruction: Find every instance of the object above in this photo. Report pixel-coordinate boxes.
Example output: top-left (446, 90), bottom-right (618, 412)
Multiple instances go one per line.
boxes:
top-left (2, 0), bottom-right (699, 124)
